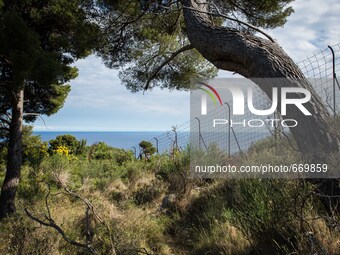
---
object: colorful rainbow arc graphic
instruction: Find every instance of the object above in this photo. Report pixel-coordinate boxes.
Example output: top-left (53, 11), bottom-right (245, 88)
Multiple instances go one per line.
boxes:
top-left (198, 82), bottom-right (223, 106)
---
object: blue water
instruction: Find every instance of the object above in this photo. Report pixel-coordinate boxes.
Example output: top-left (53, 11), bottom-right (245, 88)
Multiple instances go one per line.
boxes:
top-left (33, 130), bottom-right (272, 155)
top-left (33, 131), bottom-right (165, 150)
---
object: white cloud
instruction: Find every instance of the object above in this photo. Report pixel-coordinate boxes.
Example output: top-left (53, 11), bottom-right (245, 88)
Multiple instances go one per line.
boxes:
top-left (67, 56), bottom-right (189, 116)
top-left (270, 0), bottom-right (340, 61)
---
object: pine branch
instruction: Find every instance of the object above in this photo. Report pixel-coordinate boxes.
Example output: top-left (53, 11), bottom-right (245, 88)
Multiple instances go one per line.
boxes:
top-left (144, 44), bottom-right (194, 91)
top-left (23, 113), bottom-right (48, 129)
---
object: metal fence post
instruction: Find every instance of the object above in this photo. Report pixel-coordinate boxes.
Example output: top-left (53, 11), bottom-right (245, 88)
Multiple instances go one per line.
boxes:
top-left (195, 117), bottom-right (208, 151)
top-left (195, 117), bottom-right (201, 150)
top-left (224, 103), bottom-right (231, 157)
top-left (172, 128), bottom-right (178, 151)
top-left (328, 45), bottom-right (337, 117)
top-left (153, 137), bottom-right (159, 153)
top-left (231, 127), bottom-right (242, 153)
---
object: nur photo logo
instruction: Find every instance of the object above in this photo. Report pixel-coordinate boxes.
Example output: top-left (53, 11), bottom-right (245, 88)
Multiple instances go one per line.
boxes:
top-left (196, 79), bottom-right (313, 128)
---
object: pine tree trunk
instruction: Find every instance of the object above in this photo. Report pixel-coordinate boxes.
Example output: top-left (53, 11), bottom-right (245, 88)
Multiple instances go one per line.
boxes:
top-left (0, 89), bottom-right (24, 219)
top-left (182, 0), bottom-right (340, 211)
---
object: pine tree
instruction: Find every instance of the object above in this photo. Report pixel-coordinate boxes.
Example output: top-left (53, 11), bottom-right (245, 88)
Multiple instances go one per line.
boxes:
top-left (0, 0), bottom-right (100, 218)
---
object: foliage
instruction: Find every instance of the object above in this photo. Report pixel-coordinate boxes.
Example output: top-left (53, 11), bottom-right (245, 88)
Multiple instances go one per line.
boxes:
top-left (95, 0), bottom-right (295, 92)
top-left (232, 179), bottom-right (306, 253)
top-left (139, 140), bottom-right (156, 160)
top-left (95, 0), bottom-right (218, 92)
top-left (49, 134), bottom-right (87, 156)
top-left (0, 7), bottom-right (78, 121)
top-left (22, 126), bottom-right (48, 166)
top-left (89, 142), bottom-right (134, 164)
top-left (213, 0), bottom-right (294, 28)
top-left (0, 126), bottom-right (48, 167)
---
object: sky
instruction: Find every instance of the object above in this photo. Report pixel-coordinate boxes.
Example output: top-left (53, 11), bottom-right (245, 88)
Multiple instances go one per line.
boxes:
top-left (32, 0), bottom-right (340, 132)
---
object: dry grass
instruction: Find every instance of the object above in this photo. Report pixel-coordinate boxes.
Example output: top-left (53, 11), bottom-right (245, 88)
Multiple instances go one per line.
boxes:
top-left (1, 142), bottom-right (340, 255)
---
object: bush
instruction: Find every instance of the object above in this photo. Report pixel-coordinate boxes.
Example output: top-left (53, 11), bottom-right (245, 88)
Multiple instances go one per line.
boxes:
top-left (0, 125), bottom-right (49, 169)
top-left (89, 142), bottom-right (133, 164)
top-left (17, 165), bottom-right (48, 202)
top-left (22, 126), bottom-right (49, 166)
top-left (232, 179), bottom-right (306, 253)
top-left (49, 134), bottom-right (87, 156)
top-left (156, 149), bottom-right (191, 197)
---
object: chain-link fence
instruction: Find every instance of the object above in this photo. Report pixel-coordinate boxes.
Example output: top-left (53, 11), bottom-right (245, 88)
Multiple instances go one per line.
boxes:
top-left (130, 43), bottom-right (340, 157)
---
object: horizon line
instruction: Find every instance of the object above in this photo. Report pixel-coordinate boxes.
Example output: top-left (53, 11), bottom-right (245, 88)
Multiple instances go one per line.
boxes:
top-left (32, 130), bottom-right (172, 132)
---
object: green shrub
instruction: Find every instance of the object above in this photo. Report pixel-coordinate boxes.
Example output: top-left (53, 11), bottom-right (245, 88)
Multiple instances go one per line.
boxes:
top-left (17, 165), bottom-right (48, 202)
top-left (1, 131), bottom-right (337, 255)
top-left (1, 126), bottom-right (49, 169)
top-left (121, 160), bottom-right (146, 184)
top-left (156, 149), bottom-right (191, 196)
top-left (89, 142), bottom-right (133, 164)
top-left (69, 158), bottom-right (121, 190)
top-left (49, 134), bottom-right (87, 156)
top-left (22, 126), bottom-right (49, 167)
top-left (232, 179), bottom-right (313, 254)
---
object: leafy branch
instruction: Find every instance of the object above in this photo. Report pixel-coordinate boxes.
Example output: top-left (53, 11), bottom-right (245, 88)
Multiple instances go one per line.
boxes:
top-left (144, 44), bottom-right (194, 91)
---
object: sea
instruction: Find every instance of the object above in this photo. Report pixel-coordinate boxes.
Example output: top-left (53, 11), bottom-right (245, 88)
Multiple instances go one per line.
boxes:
top-left (33, 130), bottom-right (272, 154)
top-left (33, 131), bottom-right (167, 150)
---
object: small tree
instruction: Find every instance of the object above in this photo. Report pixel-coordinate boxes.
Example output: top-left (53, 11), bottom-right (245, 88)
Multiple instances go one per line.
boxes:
top-left (139, 141), bottom-right (156, 160)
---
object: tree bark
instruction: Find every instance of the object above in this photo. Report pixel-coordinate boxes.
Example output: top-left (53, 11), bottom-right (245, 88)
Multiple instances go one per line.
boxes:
top-left (0, 89), bottom-right (24, 219)
top-left (182, 0), bottom-right (339, 160)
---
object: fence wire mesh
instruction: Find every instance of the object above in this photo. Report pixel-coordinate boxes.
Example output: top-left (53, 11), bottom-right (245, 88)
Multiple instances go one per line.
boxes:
top-left (130, 43), bottom-right (340, 157)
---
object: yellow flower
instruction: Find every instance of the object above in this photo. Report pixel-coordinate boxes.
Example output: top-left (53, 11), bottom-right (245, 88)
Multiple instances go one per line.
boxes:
top-left (54, 145), bottom-right (77, 161)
